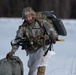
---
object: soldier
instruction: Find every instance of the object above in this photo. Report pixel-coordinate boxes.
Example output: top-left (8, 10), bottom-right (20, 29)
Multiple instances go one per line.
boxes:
top-left (6, 7), bottom-right (58, 75)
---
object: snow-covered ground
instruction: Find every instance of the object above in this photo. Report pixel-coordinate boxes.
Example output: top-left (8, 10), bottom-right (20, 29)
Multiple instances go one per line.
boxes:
top-left (0, 18), bottom-right (76, 75)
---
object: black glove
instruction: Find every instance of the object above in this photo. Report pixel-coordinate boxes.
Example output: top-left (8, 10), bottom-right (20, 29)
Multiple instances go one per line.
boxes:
top-left (6, 51), bottom-right (14, 59)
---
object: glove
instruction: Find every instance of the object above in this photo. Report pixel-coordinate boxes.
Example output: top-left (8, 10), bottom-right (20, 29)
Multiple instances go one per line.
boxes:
top-left (6, 51), bottom-right (14, 59)
top-left (50, 36), bottom-right (57, 44)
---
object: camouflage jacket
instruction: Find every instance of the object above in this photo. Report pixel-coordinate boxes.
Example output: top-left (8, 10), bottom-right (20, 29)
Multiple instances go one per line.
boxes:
top-left (11, 19), bottom-right (58, 54)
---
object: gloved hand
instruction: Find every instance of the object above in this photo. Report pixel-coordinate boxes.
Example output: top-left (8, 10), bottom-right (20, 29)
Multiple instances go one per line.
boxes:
top-left (6, 51), bottom-right (14, 59)
top-left (50, 35), bottom-right (57, 44)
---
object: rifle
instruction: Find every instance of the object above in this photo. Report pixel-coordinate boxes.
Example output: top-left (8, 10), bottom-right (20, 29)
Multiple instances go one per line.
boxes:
top-left (11, 37), bottom-right (32, 50)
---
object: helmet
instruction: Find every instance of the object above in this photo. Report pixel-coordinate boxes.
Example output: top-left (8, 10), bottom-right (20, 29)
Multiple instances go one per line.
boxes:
top-left (22, 7), bottom-right (36, 19)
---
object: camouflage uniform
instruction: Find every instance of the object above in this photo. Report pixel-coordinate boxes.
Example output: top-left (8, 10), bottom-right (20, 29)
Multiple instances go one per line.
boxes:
top-left (7, 7), bottom-right (58, 75)
top-left (11, 18), bottom-right (58, 53)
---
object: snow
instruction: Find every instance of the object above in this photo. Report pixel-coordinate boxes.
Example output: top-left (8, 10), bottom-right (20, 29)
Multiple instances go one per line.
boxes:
top-left (0, 18), bottom-right (76, 75)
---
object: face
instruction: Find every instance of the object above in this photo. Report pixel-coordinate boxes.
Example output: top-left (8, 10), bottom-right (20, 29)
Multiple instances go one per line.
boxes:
top-left (25, 15), bottom-right (34, 23)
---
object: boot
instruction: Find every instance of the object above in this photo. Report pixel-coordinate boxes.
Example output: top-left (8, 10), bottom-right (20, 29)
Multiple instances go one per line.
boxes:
top-left (37, 66), bottom-right (46, 75)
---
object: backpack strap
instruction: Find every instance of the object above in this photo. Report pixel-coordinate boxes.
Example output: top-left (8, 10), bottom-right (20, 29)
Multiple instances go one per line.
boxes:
top-left (35, 19), bottom-right (50, 51)
top-left (35, 19), bottom-right (48, 35)
top-left (36, 19), bottom-right (53, 56)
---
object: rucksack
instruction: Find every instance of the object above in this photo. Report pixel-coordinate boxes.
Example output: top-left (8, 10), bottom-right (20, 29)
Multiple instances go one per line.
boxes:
top-left (0, 56), bottom-right (24, 75)
top-left (36, 11), bottom-right (67, 36)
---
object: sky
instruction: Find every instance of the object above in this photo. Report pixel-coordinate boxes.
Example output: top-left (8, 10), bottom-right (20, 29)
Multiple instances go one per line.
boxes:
top-left (0, 18), bottom-right (76, 75)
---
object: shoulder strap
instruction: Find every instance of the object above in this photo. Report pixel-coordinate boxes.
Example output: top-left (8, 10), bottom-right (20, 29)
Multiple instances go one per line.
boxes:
top-left (35, 19), bottom-right (50, 51)
top-left (35, 19), bottom-right (48, 35)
